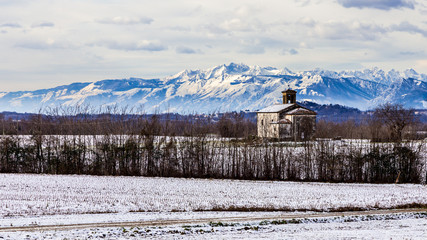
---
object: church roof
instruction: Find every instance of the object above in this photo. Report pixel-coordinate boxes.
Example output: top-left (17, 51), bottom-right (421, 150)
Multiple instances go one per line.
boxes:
top-left (257, 103), bottom-right (316, 115)
top-left (281, 89), bottom-right (297, 94)
top-left (257, 104), bottom-right (295, 113)
top-left (286, 108), bottom-right (316, 115)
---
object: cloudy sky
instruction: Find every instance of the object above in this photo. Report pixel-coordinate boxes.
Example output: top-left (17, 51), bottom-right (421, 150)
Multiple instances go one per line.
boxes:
top-left (1, 0), bottom-right (426, 91)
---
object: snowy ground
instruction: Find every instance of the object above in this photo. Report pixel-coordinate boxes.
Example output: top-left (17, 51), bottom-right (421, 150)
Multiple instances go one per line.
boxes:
top-left (0, 174), bottom-right (426, 239)
top-left (1, 212), bottom-right (426, 239)
top-left (1, 174), bottom-right (426, 216)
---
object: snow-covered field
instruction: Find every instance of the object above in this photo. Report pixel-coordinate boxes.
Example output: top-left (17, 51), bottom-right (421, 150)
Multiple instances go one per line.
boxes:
top-left (2, 213), bottom-right (426, 239)
top-left (0, 174), bottom-right (426, 239)
top-left (1, 173), bottom-right (426, 217)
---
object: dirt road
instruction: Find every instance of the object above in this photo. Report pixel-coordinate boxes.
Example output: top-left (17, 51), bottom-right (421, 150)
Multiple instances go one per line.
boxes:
top-left (1, 208), bottom-right (425, 233)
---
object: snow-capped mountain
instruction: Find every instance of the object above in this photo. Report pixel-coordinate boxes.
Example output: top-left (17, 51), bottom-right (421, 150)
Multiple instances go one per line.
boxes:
top-left (1, 63), bottom-right (426, 113)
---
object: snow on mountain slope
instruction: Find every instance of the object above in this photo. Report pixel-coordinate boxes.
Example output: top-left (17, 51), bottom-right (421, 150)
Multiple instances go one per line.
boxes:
top-left (0, 63), bottom-right (426, 113)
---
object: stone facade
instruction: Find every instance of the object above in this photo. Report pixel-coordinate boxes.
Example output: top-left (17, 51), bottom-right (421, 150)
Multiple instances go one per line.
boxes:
top-left (257, 89), bottom-right (316, 141)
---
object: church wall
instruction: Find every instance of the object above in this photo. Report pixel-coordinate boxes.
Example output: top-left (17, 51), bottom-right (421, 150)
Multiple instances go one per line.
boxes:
top-left (292, 115), bottom-right (317, 141)
top-left (257, 113), bottom-right (280, 138)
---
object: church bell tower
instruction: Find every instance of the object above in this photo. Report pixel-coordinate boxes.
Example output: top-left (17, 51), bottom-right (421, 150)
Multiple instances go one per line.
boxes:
top-left (282, 89), bottom-right (297, 104)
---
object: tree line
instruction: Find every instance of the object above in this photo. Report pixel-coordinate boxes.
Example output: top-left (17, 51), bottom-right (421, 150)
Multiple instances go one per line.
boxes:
top-left (0, 104), bottom-right (425, 183)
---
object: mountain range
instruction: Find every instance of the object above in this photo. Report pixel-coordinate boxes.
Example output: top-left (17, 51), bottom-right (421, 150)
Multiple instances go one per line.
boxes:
top-left (1, 63), bottom-right (426, 113)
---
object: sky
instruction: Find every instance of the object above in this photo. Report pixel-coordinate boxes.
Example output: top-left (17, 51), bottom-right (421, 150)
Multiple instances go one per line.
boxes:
top-left (1, 0), bottom-right (427, 91)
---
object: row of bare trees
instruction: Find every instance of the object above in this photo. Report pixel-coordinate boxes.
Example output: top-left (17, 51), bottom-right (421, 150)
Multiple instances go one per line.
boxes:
top-left (0, 103), bottom-right (423, 141)
top-left (0, 103), bottom-right (425, 183)
top-left (0, 134), bottom-right (424, 183)
top-left (316, 103), bottom-right (424, 141)
top-left (0, 107), bottom-right (255, 138)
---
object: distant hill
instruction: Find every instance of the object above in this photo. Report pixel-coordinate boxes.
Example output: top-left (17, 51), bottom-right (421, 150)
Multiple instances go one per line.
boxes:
top-left (2, 102), bottom-right (427, 124)
top-left (298, 101), bottom-right (363, 122)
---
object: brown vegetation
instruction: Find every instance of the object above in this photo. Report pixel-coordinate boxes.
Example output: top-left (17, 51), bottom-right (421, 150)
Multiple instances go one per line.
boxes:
top-left (0, 104), bottom-right (425, 183)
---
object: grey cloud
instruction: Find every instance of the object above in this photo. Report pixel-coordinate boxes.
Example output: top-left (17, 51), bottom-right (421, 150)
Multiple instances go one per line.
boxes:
top-left (281, 48), bottom-right (299, 55)
top-left (312, 20), bottom-right (427, 41)
top-left (0, 23), bottom-right (22, 28)
top-left (289, 49), bottom-right (298, 55)
top-left (92, 40), bottom-right (167, 52)
top-left (32, 22), bottom-right (55, 28)
top-left (97, 16), bottom-right (153, 25)
top-left (176, 46), bottom-right (202, 54)
top-left (259, 37), bottom-right (289, 49)
top-left (298, 17), bottom-right (316, 27)
top-left (239, 45), bottom-right (265, 54)
top-left (399, 51), bottom-right (421, 55)
top-left (315, 21), bottom-right (387, 41)
top-left (0, 0), bottom-right (30, 6)
top-left (337, 0), bottom-right (415, 10)
top-left (201, 24), bottom-right (228, 35)
top-left (390, 21), bottom-right (427, 37)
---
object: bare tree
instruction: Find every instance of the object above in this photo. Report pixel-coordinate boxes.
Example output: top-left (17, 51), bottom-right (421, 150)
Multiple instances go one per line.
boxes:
top-left (373, 103), bottom-right (416, 142)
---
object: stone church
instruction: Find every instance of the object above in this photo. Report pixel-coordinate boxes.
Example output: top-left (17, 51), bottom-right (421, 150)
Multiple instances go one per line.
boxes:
top-left (257, 89), bottom-right (316, 141)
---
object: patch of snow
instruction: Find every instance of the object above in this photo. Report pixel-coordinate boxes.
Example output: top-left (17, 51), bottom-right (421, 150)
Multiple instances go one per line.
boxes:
top-left (9, 99), bottom-right (22, 107)
top-left (55, 89), bottom-right (67, 97)
top-left (16, 92), bottom-right (34, 99)
top-left (308, 90), bottom-right (324, 97)
top-left (113, 88), bottom-right (142, 98)
top-left (41, 92), bottom-right (54, 103)
top-left (257, 104), bottom-right (294, 113)
top-left (57, 83), bottom-right (111, 106)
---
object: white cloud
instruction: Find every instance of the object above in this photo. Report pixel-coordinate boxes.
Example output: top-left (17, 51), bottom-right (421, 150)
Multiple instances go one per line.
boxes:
top-left (0, 0), bottom-right (427, 92)
top-left (15, 39), bottom-right (73, 49)
top-left (221, 18), bottom-right (251, 32)
top-left (91, 40), bottom-right (167, 52)
top-left (96, 16), bottom-right (153, 25)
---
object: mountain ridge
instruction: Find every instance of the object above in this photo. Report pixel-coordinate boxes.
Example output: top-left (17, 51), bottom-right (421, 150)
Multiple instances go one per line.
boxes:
top-left (1, 63), bottom-right (426, 113)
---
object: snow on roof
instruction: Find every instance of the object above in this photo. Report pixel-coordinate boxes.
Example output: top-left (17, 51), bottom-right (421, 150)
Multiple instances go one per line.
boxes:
top-left (257, 104), bottom-right (294, 113)
top-left (286, 108), bottom-right (316, 115)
